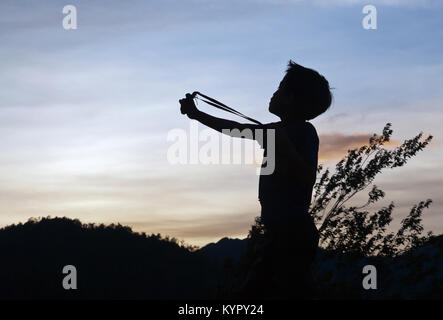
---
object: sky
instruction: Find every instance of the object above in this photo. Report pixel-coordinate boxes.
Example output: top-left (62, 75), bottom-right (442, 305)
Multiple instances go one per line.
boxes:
top-left (1, 0), bottom-right (442, 247)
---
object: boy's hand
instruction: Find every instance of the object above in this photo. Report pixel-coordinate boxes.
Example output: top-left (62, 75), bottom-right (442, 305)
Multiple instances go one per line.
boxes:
top-left (179, 93), bottom-right (199, 119)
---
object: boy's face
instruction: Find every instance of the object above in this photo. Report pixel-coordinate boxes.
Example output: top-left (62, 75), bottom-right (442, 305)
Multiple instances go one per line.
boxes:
top-left (268, 80), bottom-right (295, 118)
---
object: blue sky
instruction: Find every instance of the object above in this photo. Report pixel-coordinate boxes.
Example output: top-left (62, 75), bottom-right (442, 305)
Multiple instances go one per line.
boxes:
top-left (1, 0), bottom-right (442, 246)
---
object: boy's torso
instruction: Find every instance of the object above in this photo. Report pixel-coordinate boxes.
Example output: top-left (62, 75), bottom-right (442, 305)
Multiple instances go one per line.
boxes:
top-left (258, 120), bottom-right (319, 224)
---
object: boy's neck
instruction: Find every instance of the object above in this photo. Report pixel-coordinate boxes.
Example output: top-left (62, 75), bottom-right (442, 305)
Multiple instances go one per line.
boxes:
top-left (280, 117), bottom-right (306, 125)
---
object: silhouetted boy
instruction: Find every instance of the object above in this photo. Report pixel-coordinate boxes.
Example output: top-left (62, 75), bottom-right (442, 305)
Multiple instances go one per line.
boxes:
top-left (179, 60), bottom-right (332, 299)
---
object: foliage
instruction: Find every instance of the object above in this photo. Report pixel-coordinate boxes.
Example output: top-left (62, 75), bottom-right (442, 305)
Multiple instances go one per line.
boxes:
top-left (309, 123), bottom-right (434, 256)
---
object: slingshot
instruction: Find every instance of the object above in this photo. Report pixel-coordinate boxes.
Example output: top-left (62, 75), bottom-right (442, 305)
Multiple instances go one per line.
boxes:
top-left (190, 91), bottom-right (263, 125)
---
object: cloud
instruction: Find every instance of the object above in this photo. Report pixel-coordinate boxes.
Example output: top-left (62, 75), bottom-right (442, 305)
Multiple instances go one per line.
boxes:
top-left (318, 131), bottom-right (399, 162)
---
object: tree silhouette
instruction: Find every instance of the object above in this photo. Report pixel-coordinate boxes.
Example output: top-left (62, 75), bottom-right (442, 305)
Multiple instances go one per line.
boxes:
top-left (310, 123), bottom-right (433, 256)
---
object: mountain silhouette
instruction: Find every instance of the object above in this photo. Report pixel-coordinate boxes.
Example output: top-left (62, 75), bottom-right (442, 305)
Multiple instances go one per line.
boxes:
top-left (0, 217), bottom-right (219, 299)
top-left (0, 217), bottom-right (441, 299)
top-left (197, 237), bottom-right (247, 264)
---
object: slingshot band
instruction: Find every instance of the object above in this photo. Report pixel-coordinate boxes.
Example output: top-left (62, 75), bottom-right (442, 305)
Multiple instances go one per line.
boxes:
top-left (192, 91), bottom-right (263, 125)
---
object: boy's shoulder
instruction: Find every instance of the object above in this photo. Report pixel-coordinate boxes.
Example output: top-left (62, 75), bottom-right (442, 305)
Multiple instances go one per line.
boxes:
top-left (300, 121), bottom-right (319, 143)
top-left (303, 121), bottom-right (318, 136)
top-left (264, 121), bottom-right (317, 134)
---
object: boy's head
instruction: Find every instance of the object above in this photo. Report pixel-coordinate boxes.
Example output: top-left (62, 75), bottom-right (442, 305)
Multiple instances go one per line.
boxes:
top-left (269, 60), bottom-right (332, 121)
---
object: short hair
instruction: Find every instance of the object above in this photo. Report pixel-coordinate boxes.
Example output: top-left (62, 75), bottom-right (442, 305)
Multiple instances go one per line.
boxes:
top-left (280, 60), bottom-right (332, 120)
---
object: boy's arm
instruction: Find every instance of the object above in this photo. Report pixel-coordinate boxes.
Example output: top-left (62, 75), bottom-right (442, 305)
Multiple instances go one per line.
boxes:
top-left (180, 94), bottom-right (262, 139)
top-left (274, 129), bottom-right (317, 188)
